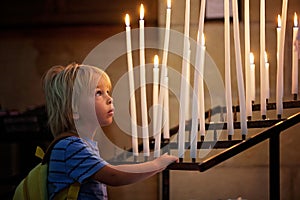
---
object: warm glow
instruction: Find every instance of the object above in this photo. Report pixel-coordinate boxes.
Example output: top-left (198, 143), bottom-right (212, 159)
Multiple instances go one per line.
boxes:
top-left (278, 14), bottom-right (281, 27)
top-left (250, 52), bottom-right (254, 64)
top-left (125, 14), bottom-right (130, 26)
top-left (264, 51), bottom-right (268, 63)
top-left (294, 12), bottom-right (298, 27)
top-left (154, 55), bottom-right (159, 67)
top-left (167, 0), bottom-right (171, 9)
top-left (140, 4), bottom-right (144, 20)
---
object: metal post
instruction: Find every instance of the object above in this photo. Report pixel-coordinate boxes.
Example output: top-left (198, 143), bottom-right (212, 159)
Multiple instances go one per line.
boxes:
top-left (162, 169), bottom-right (170, 200)
top-left (269, 131), bottom-right (280, 200)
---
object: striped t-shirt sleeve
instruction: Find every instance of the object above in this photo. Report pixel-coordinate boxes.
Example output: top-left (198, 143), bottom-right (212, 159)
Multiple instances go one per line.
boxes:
top-left (53, 137), bottom-right (108, 184)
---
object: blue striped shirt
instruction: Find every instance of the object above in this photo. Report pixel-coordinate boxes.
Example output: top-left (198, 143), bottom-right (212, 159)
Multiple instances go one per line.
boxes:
top-left (48, 136), bottom-right (108, 199)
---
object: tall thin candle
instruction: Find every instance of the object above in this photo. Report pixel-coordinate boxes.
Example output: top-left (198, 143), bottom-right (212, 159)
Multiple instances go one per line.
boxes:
top-left (250, 53), bottom-right (256, 102)
top-left (292, 12), bottom-right (299, 96)
top-left (191, 33), bottom-right (206, 159)
top-left (260, 0), bottom-right (266, 118)
top-left (224, 0), bottom-right (234, 136)
top-left (157, 0), bottom-right (171, 141)
top-left (139, 4), bottom-right (150, 157)
top-left (265, 52), bottom-right (270, 100)
top-left (178, 0), bottom-right (190, 158)
top-left (153, 55), bottom-right (160, 158)
top-left (163, 75), bottom-right (170, 139)
top-left (276, 15), bottom-right (281, 111)
top-left (232, 0), bottom-right (247, 134)
top-left (125, 14), bottom-right (139, 157)
top-left (197, 0), bottom-right (206, 139)
top-left (277, 0), bottom-right (288, 118)
top-left (245, 0), bottom-right (251, 118)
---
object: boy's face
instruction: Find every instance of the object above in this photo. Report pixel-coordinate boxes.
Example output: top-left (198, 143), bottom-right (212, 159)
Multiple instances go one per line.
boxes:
top-left (95, 78), bottom-right (114, 126)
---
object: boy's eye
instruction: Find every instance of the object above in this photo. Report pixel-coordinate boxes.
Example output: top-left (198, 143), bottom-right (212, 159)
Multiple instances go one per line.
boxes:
top-left (95, 90), bottom-right (102, 97)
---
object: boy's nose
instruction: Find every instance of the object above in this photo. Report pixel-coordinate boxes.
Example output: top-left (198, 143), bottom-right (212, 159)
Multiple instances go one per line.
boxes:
top-left (107, 96), bottom-right (113, 104)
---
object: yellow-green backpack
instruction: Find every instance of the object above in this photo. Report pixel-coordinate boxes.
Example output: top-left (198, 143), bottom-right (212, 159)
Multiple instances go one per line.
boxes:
top-left (13, 132), bottom-right (80, 200)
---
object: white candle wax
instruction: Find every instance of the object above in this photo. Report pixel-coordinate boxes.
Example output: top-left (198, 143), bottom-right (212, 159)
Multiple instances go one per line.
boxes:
top-left (224, 0), bottom-right (234, 135)
top-left (163, 76), bottom-right (170, 139)
top-left (125, 14), bottom-right (139, 157)
top-left (292, 12), bottom-right (299, 95)
top-left (260, 0), bottom-right (266, 117)
top-left (276, 15), bottom-right (282, 114)
top-left (185, 49), bottom-right (191, 120)
top-left (232, 0), bottom-right (247, 134)
top-left (198, 0), bottom-right (206, 137)
top-left (156, 0), bottom-right (171, 143)
top-left (191, 33), bottom-right (206, 159)
top-left (277, 0), bottom-right (288, 116)
top-left (199, 35), bottom-right (206, 137)
top-left (139, 4), bottom-right (150, 157)
top-left (178, 0), bottom-right (190, 158)
top-left (153, 55), bottom-right (160, 158)
top-left (265, 52), bottom-right (270, 99)
top-left (245, 0), bottom-right (251, 118)
top-left (250, 53), bottom-right (256, 102)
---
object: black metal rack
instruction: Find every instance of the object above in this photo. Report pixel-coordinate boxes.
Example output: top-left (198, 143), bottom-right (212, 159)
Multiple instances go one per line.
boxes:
top-left (160, 100), bottom-right (300, 200)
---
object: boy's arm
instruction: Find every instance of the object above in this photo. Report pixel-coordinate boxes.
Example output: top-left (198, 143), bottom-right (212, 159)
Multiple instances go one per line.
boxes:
top-left (92, 154), bottom-right (178, 186)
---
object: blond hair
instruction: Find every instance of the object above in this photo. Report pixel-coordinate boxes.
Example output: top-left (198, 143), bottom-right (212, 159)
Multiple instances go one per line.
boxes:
top-left (42, 63), bottom-right (111, 137)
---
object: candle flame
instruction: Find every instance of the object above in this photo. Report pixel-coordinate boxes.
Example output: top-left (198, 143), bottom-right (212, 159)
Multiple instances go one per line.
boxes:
top-left (277, 14), bottom-right (281, 27)
top-left (154, 55), bottom-right (159, 67)
top-left (250, 52), bottom-right (254, 64)
top-left (140, 4), bottom-right (144, 20)
top-left (167, 0), bottom-right (171, 8)
top-left (125, 14), bottom-right (130, 26)
top-left (264, 51), bottom-right (268, 63)
top-left (294, 12), bottom-right (298, 27)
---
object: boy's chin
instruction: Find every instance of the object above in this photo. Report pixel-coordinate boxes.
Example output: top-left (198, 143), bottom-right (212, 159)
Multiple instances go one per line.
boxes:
top-left (100, 120), bottom-right (113, 127)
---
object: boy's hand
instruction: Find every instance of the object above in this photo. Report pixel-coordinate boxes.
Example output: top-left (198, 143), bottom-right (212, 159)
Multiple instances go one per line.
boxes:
top-left (154, 153), bottom-right (178, 172)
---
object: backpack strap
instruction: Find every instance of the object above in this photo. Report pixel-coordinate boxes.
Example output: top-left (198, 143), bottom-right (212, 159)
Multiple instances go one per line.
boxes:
top-left (42, 132), bottom-right (79, 164)
top-left (54, 182), bottom-right (81, 200)
top-left (44, 132), bottom-right (81, 200)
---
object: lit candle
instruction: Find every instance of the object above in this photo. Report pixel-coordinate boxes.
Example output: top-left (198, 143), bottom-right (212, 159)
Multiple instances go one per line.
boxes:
top-left (153, 55), bottom-right (160, 158)
top-left (224, 0), bottom-right (234, 135)
top-left (264, 51), bottom-right (270, 100)
top-left (277, 0), bottom-right (288, 118)
top-left (125, 14), bottom-right (139, 157)
top-left (139, 4), bottom-right (150, 157)
top-left (276, 15), bottom-right (282, 113)
top-left (245, 0), bottom-right (251, 118)
top-left (260, 0), bottom-right (266, 118)
top-left (232, 0), bottom-right (247, 134)
top-left (292, 12), bottom-right (299, 96)
top-left (178, 0), bottom-right (190, 158)
top-left (250, 52), bottom-right (256, 102)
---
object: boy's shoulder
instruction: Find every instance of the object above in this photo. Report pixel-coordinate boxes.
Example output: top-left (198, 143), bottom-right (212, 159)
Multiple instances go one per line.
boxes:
top-left (54, 135), bottom-right (82, 147)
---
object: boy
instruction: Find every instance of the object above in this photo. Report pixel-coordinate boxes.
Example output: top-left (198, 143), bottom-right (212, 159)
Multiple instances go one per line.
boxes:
top-left (43, 63), bottom-right (178, 199)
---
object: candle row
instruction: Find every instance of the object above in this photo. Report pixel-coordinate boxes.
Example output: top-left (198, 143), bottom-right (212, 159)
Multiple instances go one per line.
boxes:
top-left (246, 12), bottom-right (299, 119)
top-left (124, 2), bottom-right (171, 158)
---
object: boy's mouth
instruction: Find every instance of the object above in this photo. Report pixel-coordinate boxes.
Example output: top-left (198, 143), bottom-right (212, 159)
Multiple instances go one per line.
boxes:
top-left (108, 108), bottom-right (114, 116)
